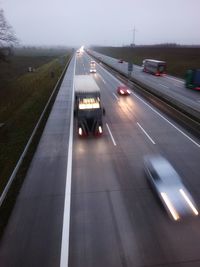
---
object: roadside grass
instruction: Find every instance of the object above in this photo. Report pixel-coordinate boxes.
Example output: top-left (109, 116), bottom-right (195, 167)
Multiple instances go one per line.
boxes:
top-left (92, 46), bottom-right (200, 78)
top-left (0, 47), bottom-right (69, 89)
top-left (0, 103), bottom-right (51, 237)
top-left (0, 53), bottom-right (71, 194)
top-left (0, 55), bottom-right (56, 87)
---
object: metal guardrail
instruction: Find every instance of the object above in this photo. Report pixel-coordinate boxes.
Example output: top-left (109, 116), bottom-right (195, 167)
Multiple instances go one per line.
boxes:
top-left (0, 54), bottom-right (73, 207)
top-left (88, 51), bottom-right (200, 131)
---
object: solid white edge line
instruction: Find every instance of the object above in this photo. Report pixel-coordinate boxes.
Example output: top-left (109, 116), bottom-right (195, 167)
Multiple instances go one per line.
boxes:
top-left (106, 123), bottom-right (117, 146)
top-left (133, 93), bottom-right (200, 148)
top-left (112, 93), bottom-right (119, 100)
top-left (60, 56), bottom-right (76, 267)
top-left (137, 122), bottom-right (156, 145)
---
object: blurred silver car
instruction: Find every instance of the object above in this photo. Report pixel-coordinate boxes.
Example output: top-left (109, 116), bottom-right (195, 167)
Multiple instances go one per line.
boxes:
top-left (144, 155), bottom-right (198, 221)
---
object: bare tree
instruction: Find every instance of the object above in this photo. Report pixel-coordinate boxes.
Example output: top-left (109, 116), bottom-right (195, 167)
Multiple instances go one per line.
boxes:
top-left (0, 9), bottom-right (18, 60)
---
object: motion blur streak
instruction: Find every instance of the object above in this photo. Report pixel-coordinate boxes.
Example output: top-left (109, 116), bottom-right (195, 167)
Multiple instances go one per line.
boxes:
top-left (179, 189), bottom-right (199, 215)
top-left (98, 126), bottom-right (102, 134)
top-left (78, 127), bottom-right (83, 136)
top-left (161, 192), bottom-right (180, 221)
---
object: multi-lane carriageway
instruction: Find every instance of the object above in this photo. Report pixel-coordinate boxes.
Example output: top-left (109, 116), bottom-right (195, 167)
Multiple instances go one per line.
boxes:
top-left (0, 51), bottom-right (200, 267)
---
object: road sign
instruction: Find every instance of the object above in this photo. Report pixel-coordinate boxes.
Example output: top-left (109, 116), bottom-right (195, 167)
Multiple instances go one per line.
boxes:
top-left (128, 62), bottom-right (133, 72)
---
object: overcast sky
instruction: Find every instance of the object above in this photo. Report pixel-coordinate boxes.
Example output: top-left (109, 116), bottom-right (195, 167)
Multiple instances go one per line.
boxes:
top-left (1, 0), bottom-right (200, 47)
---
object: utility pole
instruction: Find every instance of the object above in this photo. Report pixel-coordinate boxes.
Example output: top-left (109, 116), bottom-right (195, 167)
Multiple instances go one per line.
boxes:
top-left (133, 26), bottom-right (136, 46)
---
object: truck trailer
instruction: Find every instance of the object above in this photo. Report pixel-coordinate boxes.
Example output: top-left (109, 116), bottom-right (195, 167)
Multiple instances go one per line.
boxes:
top-left (185, 69), bottom-right (200, 90)
top-left (74, 75), bottom-right (104, 136)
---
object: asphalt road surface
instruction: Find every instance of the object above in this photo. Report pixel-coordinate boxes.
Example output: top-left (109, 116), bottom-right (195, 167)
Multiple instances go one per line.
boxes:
top-left (69, 53), bottom-right (200, 267)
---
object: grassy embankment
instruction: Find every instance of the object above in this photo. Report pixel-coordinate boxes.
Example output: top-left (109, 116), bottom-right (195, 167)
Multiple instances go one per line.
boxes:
top-left (92, 46), bottom-right (200, 78)
top-left (0, 48), bottom-right (71, 195)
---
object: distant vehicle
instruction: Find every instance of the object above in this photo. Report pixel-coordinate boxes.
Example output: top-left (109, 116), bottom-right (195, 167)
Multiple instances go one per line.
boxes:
top-left (185, 69), bottom-right (200, 90)
top-left (144, 155), bottom-right (198, 221)
top-left (74, 75), bottom-right (105, 137)
top-left (89, 60), bottom-right (96, 73)
top-left (76, 50), bottom-right (80, 55)
top-left (90, 66), bottom-right (96, 73)
top-left (117, 85), bottom-right (130, 96)
top-left (143, 59), bottom-right (166, 76)
top-left (118, 59), bottom-right (123, 63)
top-left (90, 60), bottom-right (96, 66)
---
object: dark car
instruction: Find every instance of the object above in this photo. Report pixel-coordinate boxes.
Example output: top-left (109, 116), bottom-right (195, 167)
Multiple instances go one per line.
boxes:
top-left (117, 85), bottom-right (131, 96)
top-left (144, 155), bottom-right (198, 221)
top-left (118, 59), bottom-right (123, 63)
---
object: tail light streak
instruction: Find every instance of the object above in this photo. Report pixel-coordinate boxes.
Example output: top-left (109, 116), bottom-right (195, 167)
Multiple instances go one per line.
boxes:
top-left (179, 189), bottom-right (198, 215)
top-left (161, 192), bottom-right (180, 221)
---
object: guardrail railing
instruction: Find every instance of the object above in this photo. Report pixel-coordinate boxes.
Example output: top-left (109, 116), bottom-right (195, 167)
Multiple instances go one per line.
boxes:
top-left (0, 54), bottom-right (73, 207)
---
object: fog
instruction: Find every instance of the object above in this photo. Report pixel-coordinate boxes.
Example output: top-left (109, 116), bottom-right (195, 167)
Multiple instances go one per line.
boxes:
top-left (1, 0), bottom-right (200, 47)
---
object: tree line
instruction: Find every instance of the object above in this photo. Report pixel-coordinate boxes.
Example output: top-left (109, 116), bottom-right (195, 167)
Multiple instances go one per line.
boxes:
top-left (0, 8), bottom-right (18, 61)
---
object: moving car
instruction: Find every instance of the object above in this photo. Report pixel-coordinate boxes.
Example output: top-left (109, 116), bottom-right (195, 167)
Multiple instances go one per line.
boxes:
top-left (90, 67), bottom-right (96, 73)
top-left (89, 60), bottom-right (96, 73)
top-left (118, 59), bottom-right (123, 63)
top-left (90, 60), bottom-right (96, 66)
top-left (144, 155), bottom-right (198, 221)
top-left (117, 85), bottom-right (131, 96)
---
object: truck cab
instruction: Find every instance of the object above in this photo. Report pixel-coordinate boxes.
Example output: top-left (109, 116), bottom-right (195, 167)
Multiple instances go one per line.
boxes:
top-left (74, 75), bottom-right (104, 136)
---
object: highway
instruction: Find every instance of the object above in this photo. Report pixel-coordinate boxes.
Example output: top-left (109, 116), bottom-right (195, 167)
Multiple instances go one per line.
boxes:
top-left (89, 50), bottom-right (200, 112)
top-left (0, 51), bottom-right (200, 267)
top-left (69, 53), bottom-right (200, 267)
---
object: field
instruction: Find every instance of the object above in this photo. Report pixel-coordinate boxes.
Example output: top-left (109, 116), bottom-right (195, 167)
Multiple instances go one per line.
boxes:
top-left (92, 46), bottom-right (200, 78)
top-left (0, 47), bottom-right (72, 194)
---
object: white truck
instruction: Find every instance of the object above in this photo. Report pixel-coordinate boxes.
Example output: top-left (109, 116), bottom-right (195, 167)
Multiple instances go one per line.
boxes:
top-left (74, 75), bottom-right (105, 136)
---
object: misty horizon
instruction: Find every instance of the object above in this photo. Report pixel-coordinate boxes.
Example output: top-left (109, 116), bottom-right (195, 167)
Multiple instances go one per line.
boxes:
top-left (1, 0), bottom-right (200, 47)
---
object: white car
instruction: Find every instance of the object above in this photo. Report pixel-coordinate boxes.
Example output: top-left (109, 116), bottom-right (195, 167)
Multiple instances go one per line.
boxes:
top-left (144, 155), bottom-right (198, 221)
top-left (90, 60), bottom-right (96, 66)
top-left (90, 68), bottom-right (96, 73)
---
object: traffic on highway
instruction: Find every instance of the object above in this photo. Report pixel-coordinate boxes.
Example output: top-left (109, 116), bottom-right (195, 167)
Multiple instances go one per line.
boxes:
top-left (0, 50), bottom-right (200, 267)
top-left (68, 51), bottom-right (200, 267)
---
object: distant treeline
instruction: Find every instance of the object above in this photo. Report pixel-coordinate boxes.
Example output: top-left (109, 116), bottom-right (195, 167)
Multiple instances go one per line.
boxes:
top-left (14, 46), bottom-right (72, 56)
top-left (0, 46), bottom-right (73, 62)
top-left (127, 43), bottom-right (200, 48)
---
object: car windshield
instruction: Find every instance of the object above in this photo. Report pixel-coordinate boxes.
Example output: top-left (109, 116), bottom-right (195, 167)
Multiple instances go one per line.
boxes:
top-left (154, 160), bottom-right (180, 185)
top-left (151, 168), bottom-right (161, 181)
